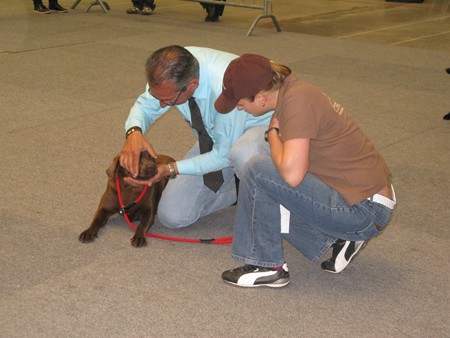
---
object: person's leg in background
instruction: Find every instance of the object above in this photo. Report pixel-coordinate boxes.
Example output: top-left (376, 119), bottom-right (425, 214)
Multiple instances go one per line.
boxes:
top-left (141, 0), bottom-right (156, 15)
top-left (127, 0), bottom-right (143, 14)
top-left (444, 68), bottom-right (450, 120)
top-left (200, 1), bottom-right (226, 22)
top-left (213, 0), bottom-right (226, 21)
top-left (200, 3), bottom-right (216, 22)
top-left (33, 0), bottom-right (50, 13)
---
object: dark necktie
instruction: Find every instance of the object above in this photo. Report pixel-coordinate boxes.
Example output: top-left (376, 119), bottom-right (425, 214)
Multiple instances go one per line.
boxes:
top-left (188, 97), bottom-right (224, 193)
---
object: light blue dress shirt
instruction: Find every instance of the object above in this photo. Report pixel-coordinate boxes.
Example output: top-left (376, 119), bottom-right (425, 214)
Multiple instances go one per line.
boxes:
top-left (125, 46), bottom-right (273, 176)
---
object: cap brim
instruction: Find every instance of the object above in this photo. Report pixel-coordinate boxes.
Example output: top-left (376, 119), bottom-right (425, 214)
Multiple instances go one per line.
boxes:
top-left (214, 93), bottom-right (238, 114)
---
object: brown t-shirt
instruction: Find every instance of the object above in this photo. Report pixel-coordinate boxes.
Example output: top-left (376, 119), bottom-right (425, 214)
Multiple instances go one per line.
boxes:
top-left (274, 74), bottom-right (391, 205)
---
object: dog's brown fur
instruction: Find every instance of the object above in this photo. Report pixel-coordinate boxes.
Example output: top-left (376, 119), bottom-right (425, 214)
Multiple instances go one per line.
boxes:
top-left (79, 151), bottom-right (174, 247)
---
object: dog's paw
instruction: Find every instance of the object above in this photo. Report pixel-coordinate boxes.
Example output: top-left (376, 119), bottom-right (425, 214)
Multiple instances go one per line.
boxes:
top-left (79, 229), bottom-right (98, 243)
top-left (131, 234), bottom-right (147, 248)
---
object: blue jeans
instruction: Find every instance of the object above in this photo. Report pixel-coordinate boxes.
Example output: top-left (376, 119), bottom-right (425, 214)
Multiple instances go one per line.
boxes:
top-left (231, 155), bottom-right (395, 267)
top-left (157, 126), bottom-right (269, 228)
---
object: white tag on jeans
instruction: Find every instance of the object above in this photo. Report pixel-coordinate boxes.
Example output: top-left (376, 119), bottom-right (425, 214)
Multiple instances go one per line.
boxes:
top-left (280, 204), bottom-right (290, 234)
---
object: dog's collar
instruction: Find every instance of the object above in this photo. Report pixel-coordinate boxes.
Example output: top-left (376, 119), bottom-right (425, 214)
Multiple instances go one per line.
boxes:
top-left (115, 172), bottom-right (148, 216)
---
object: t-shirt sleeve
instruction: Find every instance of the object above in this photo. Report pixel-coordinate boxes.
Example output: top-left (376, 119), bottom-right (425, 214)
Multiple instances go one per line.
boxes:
top-left (278, 91), bottom-right (321, 142)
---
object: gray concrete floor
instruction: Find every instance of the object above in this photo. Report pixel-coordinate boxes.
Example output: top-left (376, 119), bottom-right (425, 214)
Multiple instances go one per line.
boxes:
top-left (63, 0), bottom-right (450, 52)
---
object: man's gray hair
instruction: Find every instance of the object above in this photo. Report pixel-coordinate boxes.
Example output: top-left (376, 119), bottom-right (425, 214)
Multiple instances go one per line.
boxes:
top-left (146, 45), bottom-right (199, 90)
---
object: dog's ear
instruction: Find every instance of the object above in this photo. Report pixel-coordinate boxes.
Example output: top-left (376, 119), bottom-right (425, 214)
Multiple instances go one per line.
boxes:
top-left (106, 155), bottom-right (120, 180)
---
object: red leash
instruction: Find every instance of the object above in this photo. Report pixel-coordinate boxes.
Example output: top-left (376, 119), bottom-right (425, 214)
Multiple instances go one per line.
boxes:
top-left (115, 173), bottom-right (232, 244)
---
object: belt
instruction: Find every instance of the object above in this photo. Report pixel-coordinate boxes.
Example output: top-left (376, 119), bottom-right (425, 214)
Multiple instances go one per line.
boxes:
top-left (369, 185), bottom-right (396, 209)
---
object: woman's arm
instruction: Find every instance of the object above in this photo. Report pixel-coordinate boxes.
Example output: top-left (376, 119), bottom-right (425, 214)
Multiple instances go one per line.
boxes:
top-left (268, 127), bottom-right (310, 187)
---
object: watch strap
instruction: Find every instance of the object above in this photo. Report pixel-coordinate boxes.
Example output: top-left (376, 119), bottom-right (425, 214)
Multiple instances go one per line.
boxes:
top-left (125, 126), bottom-right (142, 139)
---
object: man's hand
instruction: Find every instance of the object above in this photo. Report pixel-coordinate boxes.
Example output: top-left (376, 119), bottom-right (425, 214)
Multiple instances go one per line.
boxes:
top-left (123, 164), bottom-right (168, 187)
top-left (119, 131), bottom-right (157, 178)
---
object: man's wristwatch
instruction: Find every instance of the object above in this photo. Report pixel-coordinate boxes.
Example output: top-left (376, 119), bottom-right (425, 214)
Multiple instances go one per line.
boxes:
top-left (264, 127), bottom-right (280, 142)
top-left (125, 126), bottom-right (142, 139)
top-left (167, 162), bottom-right (177, 179)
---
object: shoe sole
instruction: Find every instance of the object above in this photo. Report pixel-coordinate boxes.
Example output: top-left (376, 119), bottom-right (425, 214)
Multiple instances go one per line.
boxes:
top-left (223, 279), bottom-right (290, 288)
top-left (34, 10), bottom-right (51, 14)
top-left (324, 240), bottom-right (368, 274)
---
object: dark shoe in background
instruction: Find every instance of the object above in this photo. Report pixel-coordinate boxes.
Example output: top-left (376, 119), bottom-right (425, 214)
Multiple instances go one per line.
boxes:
top-left (34, 3), bottom-right (51, 13)
top-left (204, 5), bottom-right (219, 22)
top-left (141, 6), bottom-right (154, 15)
top-left (205, 15), bottom-right (219, 22)
top-left (49, 3), bottom-right (68, 13)
top-left (444, 68), bottom-right (449, 120)
top-left (126, 6), bottom-right (142, 14)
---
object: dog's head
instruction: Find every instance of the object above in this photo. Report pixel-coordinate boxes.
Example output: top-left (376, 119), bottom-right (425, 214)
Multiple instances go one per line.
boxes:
top-left (107, 151), bottom-right (157, 181)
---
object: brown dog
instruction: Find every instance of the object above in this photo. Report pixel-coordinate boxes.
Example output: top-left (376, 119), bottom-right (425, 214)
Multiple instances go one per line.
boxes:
top-left (79, 151), bottom-right (174, 247)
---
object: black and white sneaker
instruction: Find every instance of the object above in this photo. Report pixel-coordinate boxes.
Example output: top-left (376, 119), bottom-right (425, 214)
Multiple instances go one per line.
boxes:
top-left (321, 239), bottom-right (368, 273)
top-left (222, 263), bottom-right (290, 288)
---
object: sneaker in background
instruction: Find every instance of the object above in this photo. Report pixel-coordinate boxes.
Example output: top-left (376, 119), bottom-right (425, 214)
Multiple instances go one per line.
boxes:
top-left (141, 6), bottom-right (154, 15)
top-left (126, 6), bottom-right (141, 14)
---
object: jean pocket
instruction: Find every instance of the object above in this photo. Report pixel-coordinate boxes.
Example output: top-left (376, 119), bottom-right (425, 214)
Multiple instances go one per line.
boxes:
top-left (341, 221), bottom-right (383, 240)
top-left (358, 221), bottom-right (386, 238)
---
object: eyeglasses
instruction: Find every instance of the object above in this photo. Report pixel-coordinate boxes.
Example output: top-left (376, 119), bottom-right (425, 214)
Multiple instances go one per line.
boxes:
top-left (149, 85), bottom-right (187, 106)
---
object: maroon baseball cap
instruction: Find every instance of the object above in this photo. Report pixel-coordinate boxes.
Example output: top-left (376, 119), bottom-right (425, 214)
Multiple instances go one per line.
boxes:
top-left (215, 54), bottom-right (273, 114)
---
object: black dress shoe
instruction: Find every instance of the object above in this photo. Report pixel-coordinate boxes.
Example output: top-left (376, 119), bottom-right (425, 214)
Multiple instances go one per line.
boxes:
top-left (49, 3), bottom-right (68, 12)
